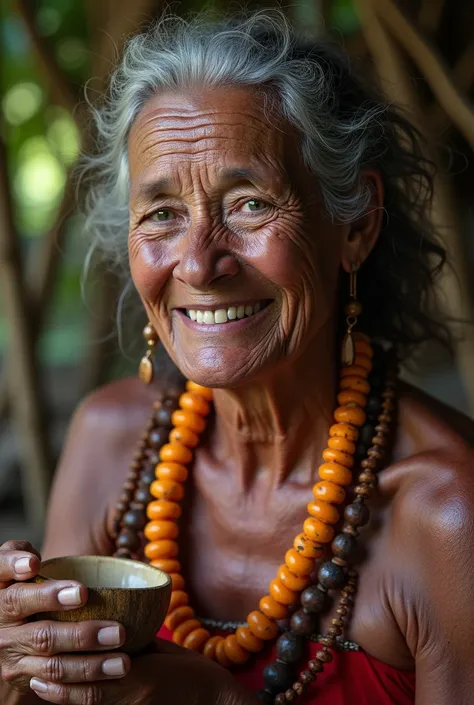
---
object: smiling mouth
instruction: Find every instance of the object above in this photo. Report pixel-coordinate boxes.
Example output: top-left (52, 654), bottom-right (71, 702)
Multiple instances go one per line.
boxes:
top-left (180, 300), bottom-right (271, 325)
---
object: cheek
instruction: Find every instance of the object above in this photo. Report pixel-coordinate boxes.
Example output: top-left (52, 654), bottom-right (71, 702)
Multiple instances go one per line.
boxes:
top-left (260, 220), bottom-right (341, 356)
top-left (248, 220), bottom-right (338, 317)
top-left (129, 234), bottom-right (175, 306)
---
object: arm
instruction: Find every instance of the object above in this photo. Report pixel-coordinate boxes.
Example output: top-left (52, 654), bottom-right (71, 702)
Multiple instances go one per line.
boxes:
top-left (41, 398), bottom-right (114, 559)
top-left (2, 381), bottom-right (149, 703)
top-left (42, 377), bottom-right (155, 558)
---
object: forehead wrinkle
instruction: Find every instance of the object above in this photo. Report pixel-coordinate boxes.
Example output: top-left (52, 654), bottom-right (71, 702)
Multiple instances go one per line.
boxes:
top-left (130, 104), bottom-right (286, 161)
top-left (132, 122), bottom-right (287, 167)
top-left (130, 147), bottom-right (292, 208)
top-left (132, 128), bottom-right (288, 173)
top-left (129, 98), bottom-right (297, 201)
top-left (133, 146), bottom-right (287, 193)
top-left (134, 104), bottom-right (276, 131)
top-left (134, 122), bottom-right (276, 160)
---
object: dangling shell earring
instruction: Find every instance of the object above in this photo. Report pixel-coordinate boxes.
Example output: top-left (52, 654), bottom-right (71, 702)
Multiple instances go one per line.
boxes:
top-left (139, 322), bottom-right (158, 384)
top-left (341, 264), bottom-right (362, 367)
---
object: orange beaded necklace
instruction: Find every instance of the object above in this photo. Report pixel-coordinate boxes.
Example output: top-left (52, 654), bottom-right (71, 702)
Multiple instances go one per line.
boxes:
top-left (142, 333), bottom-right (374, 668)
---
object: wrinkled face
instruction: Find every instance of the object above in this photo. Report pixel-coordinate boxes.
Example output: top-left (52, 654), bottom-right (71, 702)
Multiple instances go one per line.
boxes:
top-left (128, 86), bottom-right (345, 387)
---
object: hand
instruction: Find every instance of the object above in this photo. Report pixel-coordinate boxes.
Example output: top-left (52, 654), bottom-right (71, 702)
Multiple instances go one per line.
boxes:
top-left (0, 541), bottom-right (130, 697)
top-left (25, 640), bottom-right (260, 705)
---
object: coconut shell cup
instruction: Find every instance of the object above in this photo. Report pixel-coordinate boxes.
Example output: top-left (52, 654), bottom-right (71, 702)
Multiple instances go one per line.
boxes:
top-left (35, 555), bottom-right (171, 654)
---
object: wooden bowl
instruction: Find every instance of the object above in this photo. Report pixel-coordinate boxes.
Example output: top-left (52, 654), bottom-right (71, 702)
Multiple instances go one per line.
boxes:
top-left (35, 555), bottom-right (171, 654)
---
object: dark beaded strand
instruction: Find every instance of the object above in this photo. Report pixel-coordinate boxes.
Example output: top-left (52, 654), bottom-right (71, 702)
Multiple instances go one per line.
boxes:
top-left (283, 575), bottom-right (358, 702)
top-left (278, 348), bottom-right (388, 636)
top-left (112, 388), bottom-right (182, 559)
top-left (112, 355), bottom-right (396, 703)
top-left (268, 361), bottom-right (397, 704)
top-left (257, 356), bottom-right (390, 703)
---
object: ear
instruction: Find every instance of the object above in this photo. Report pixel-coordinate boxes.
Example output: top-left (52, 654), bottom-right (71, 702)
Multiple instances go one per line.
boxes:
top-left (341, 169), bottom-right (384, 273)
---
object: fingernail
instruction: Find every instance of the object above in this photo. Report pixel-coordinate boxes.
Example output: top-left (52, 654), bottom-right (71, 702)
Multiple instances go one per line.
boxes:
top-left (30, 677), bottom-right (48, 693)
top-left (98, 626), bottom-right (121, 646)
top-left (102, 657), bottom-right (125, 676)
top-left (57, 586), bottom-right (82, 606)
top-left (15, 557), bottom-right (32, 574)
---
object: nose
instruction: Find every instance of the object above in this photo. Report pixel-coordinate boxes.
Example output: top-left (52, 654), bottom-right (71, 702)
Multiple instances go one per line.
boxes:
top-left (173, 232), bottom-right (240, 290)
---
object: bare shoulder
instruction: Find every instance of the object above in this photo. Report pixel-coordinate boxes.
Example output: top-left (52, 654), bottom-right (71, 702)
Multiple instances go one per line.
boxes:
top-left (42, 374), bottom-right (183, 557)
top-left (377, 383), bottom-right (474, 650)
top-left (75, 376), bottom-right (164, 430)
top-left (397, 380), bottom-right (473, 452)
top-left (383, 380), bottom-right (474, 522)
top-left (61, 372), bottom-right (185, 488)
top-left (70, 370), bottom-right (185, 441)
top-left (374, 384), bottom-right (474, 696)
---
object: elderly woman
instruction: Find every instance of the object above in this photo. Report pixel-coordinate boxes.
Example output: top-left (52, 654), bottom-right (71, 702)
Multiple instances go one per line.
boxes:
top-left (1, 10), bottom-right (474, 705)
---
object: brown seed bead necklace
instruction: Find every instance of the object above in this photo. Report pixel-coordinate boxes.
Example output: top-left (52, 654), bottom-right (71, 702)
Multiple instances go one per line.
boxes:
top-left (259, 353), bottom-right (396, 703)
top-left (111, 387), bottom-right (183, 555)
top-left (112, 337), bottom-right (397, 705)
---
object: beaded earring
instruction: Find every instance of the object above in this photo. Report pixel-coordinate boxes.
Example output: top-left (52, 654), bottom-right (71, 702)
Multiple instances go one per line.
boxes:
top-left (341, 265), bottom-right (362, 367)
top-left (139, 322), bottom-right (158, 384)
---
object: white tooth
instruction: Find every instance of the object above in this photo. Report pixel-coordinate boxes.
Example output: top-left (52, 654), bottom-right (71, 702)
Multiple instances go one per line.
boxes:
top-left (215, 309), bottom-right (227, 324)
top-left (237, 305), bottom-right (246, 319)
top-left (245, 305), bottom-right (253, 317)
top-left (253, 302), bottom-right (261, 314)
top-left (227, 306), bottom-right (237, 320)
top-left (203, 311), bottom-right (215, 325)
top-left (189, 310), bottom-right (197, 321)
top-left (196, 311), bottom-right (204, 324)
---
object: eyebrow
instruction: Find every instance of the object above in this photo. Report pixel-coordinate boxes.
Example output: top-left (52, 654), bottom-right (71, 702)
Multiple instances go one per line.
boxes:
top-left (219, 167), bottom-right (271, 187)
top-left (220, 167), bottom-right (254, 181)
top-left (134, 177), bottom-right (174, 201)
top-left (133, 167), bottom-right (269, 202)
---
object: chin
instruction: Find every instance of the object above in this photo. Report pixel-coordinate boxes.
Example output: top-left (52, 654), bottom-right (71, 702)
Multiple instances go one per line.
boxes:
top-left (174, 347), bottom-right (276, 389)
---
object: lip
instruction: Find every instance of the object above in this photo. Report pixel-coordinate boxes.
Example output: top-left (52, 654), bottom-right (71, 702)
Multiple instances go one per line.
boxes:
top-left (174, 301), bottom-right (273, 332)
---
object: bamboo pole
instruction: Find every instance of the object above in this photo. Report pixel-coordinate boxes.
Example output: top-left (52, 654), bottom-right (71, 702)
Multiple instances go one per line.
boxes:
top-left (428, 41), bottom-right (474, 136)
top-left (0, 2), bottom-right (87, 426)
top-left (14, 0), bottom-right (81, 117)
top-left (0, 137), bottom-right (52, 533)
top-left (354, 0), bottom-right (474, 415)
top-left (0, 0), bottom-right (160, 416)
top-left (0, 174), bottom-right (76, 424)
top-left (353, 0), bottom-right (414, 109)
top-left (418, 0), bottom-right (445, 35)
top-left (376, 0), bottom-right (474, 149)
top-left (0, 1), bottom-right (161, 530)
top-left (81, 0), bottom-right (160, 392)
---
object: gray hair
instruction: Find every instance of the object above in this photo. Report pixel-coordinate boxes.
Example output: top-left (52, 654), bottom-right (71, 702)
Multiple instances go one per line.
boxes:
top-left (81, 9), bottom-right (450, 353)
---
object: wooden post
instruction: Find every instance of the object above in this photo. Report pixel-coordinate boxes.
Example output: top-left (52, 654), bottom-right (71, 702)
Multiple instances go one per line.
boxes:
top-left (354, 0), bottom-right (474, 415)
top-left (14, 0), bottom-right (79, 115)
top-left (377, 0), bottom-right (474, 149)
top-left (81, 0), bottom-right (160, 393)
top-left (0, 137), bottom-right (52, 534)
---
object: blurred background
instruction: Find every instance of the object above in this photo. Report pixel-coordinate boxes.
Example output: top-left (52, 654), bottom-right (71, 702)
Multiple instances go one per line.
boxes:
top-left (0, 0), bottom-right (473, 546)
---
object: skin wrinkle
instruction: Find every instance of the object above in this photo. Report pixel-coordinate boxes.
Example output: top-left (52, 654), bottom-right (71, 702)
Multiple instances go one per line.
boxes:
top-left (22, 21), bottom-right (474, 704)
top-left (129, 152), bottom-right (295, 222)
top-left (127, 85), bottom-right (381, 490)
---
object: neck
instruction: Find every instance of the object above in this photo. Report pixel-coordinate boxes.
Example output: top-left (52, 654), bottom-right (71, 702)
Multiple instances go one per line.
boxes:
top-left (210, 323), bottom-right (337, 489)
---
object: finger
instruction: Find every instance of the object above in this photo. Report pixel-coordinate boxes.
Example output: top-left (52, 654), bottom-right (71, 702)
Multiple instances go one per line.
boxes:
top-left (1, 541), bottom-right (41, 558)
top-left (19, 652), bottom-right (130, 684)
top-left (0, 581), bottom-right (88, 624)
top-left (0, 549), bottom-right (41, 584)
top-left (12, 620), bottom-right (126, 655)
top-left (30, 679), bottom-right (108, 704)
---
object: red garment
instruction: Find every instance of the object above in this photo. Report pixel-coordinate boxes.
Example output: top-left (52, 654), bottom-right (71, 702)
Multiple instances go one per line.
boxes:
top-left (157, 625), bottom-right (415, 704)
